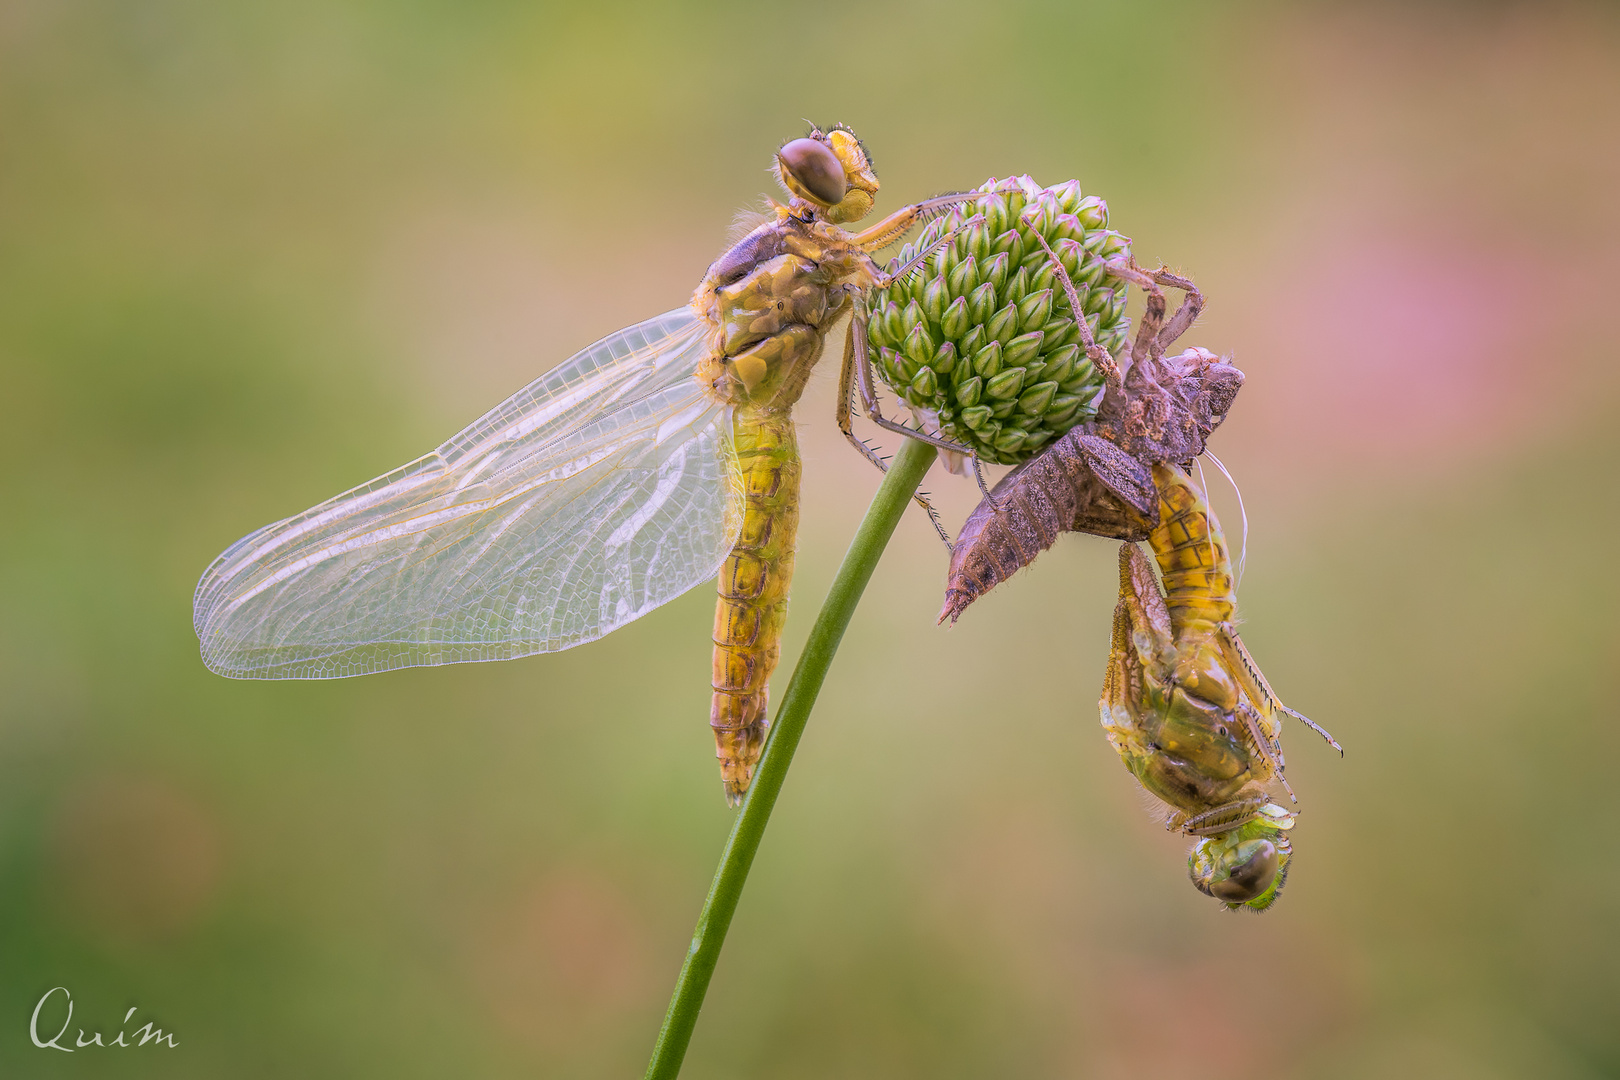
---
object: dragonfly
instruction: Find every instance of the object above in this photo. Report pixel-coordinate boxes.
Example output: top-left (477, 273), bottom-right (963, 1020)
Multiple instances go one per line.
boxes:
top-left (193, 125), bottom-right (975, 802)
top-left (1102, 461), bottom-right (1340, 910)
top-left (933, 256), bottom-right (1339, 907)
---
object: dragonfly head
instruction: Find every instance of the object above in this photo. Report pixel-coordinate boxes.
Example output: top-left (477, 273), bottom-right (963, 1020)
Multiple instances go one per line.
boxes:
top-left (1161, 346), bottom-right (1245, 453)
top-left (775, 124), bottom-right (880, 225)
top-left (1188, 803), bottom-right (1294, 911)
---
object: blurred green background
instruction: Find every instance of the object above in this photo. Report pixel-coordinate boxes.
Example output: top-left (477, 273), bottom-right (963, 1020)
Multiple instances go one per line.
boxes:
top-left (4, 1), bottom-right (1618, 1076)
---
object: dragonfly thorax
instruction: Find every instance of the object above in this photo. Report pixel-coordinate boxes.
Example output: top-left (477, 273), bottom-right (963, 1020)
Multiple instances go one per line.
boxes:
top-left (1126, 688), bottom-right (1258, 814)
top-left (694, 219), bottom-right (883, 412)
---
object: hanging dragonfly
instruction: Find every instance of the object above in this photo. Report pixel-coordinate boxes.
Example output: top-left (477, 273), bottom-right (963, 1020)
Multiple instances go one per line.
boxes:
top-left (932, 256), bottom-right (1340, 907)
top-left (193, 125), bottom-right (974, 802)
top-left (1102, 461), bottom-right (1339, 910)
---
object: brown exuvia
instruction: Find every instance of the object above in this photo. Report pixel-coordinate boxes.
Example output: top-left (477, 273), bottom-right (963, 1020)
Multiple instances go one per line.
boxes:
top-left (940, 260), bottom-right (1243, 624)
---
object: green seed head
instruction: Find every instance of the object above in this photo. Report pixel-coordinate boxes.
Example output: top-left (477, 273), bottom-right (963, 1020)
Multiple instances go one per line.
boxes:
top-left (972, 339), bottom-right (1003, 379)
top-left (956, 375), bottom-right (983, 408)
top-left (981, 251), bottom-right (1010, 294)
top-left (902, 322), bottom-right (935, 368)
top-left (900, 299), bottom-right (924, 336)
top-left (947, 255), bottom-right (978, 300)
top-left (1003, 265), bottom-right (1030, 309)
top-left (985, 302), bottom-right (1019, 347)
top-left (1075, 195), bottom-right (1108, 230)
top-left (910, 365), bottom-right (937, 399)
top-left (960, 404), bottom-right (993, 431)
top-left (966, 280), bottom-right (997, 327)
top-left (985, 366), bottom-right (1025, 401)
top-left (922, 276), bottom-right (949, 326)
top-left (1002, 329), bottom-right (1044, 368)
top-left (1017, 288), bottom-right (1053, 334)
top-left (868, 175), bottom-right (1131, 464)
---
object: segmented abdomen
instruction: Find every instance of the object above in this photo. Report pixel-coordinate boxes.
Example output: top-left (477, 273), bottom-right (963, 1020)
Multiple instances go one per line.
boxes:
top-left (940, 427), bottom-right (1157, 624)
top-left (711, 410), bottom-right (800, 802)
top-left (940, 446), bottom-right (1080, 624)
top-left (1147, 462), bottom-right (1234, 632)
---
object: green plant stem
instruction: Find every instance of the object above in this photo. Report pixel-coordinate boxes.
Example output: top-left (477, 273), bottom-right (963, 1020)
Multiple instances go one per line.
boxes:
top-left (643, 436), bottom-right (938, 1080)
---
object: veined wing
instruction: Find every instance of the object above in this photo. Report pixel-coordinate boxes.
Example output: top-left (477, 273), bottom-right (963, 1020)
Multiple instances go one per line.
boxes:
top-left (194, 307), bottom-right (742, 679)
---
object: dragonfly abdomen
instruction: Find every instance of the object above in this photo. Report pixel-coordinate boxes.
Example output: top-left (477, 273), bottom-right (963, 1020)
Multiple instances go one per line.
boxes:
top-left (940, 425), bottom-right (1161, 624)
top-left (939, 443), bottom-right (1083, 623)
top-left (1147, 463), bottom-right (1235, 633)
top-left (711, 410), bottom-right (801, 802)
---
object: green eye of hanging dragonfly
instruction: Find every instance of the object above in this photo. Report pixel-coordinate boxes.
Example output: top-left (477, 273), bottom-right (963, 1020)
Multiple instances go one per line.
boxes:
top-left (193, 125), bottom-right (981, 802)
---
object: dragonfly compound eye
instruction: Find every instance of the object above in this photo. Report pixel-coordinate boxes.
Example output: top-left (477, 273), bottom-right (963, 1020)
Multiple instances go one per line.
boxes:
top-left (777, 138), bottom-right (848, 208)
top-left (1192, 837), bottom-right (1279, 905)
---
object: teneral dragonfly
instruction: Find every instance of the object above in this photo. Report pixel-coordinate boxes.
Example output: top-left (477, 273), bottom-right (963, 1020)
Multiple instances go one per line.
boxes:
top-left (1102, 461), bottom-right (1338, 910)
top-left (930, 256), bottom-right (1339, 907)
top-left (193, 125), bottom-right (972, 801)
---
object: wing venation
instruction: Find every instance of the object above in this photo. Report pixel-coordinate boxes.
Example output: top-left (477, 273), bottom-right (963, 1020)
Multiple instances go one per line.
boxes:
top-left (194, 308), bottom-right (741, 679)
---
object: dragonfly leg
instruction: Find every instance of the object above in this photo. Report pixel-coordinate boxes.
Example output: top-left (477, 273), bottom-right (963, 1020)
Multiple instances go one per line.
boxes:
top-left (1219, 623), bottom-right (1343, 755)
top-left (914, 489), bottom-right (952, 550)
top-left (1105, 257), bottom-right (1205, 363)
top-left (847, 273), bottom-right (979, 464)
top-left (1237, 699), bottom-right (1296, 803)
top-left (858, 378), bottom-right (981, 458)
top-left (1282, 705), bottom-right (1343, 754)
top-left (839, 299), bottom-right (954, 548)
top-left (1027, 230), bottom-right (1122, 386)
top-left (1126, 260), bottom-right (1168, 366)
top-left (848, 192), bottom-right (977, 252)
top-left (876, 223), bottom-right (967, 290)
top-left (1174, 797), bottom-right (1271, 836)
top-left (836, 299), bottom-right (892, 472)
top-left (970, 453), bottom-right (1009, 513)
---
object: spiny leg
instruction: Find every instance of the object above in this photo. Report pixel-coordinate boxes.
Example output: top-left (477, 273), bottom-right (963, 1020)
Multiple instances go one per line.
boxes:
top-left (1027, 230), bottom-right (1121, 386)
top-left (1104, 258), bottom-right (1206, 361)
top-left (1220, 624), bottom-right (1343, 755)
top-left (1176, 797), bottom-right (1271, 836)
top-left (1129, 262), bottom-right (1168, 366)
top-left (1149, 268), bottom-right (1203, 353)
top-left (876, 224), bottom-right (967, 288)
top-left (849, 192), bottom-right (977, 252)
top-left (853, 343), bottom-right (981, 459)
top-left (1282, 705), bottom-right (1342, 754)
top-left (914, 486), bottom-right (953, 551)
top-left (850, 227), bottom-right (984, 462)
top-left (836, 301), bottom-right (895, 475)
top-left (970, 453), bottom-right (1008, 513)
top-left (1236, 699), bottom-right (1296, 803)
top-left (839, 296), bottom-right (954, 549)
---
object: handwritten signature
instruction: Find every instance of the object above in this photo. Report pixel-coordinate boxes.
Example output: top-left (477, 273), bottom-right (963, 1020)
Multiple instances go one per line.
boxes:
top-left (30, 987), bottom-right (177, 1050)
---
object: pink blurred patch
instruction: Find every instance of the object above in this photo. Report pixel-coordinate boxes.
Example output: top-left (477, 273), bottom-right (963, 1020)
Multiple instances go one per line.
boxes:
top-left (1213, 4), bottom-right (1620, 486)
top-left (1074, 929), bottom-right (1357, 1080)
top-left (1249, 230), bottom-right (1558, 466)
top-left (45, 774), bottom-right (224, 945)
top-left (467, 867), bottom-right (653, 1051)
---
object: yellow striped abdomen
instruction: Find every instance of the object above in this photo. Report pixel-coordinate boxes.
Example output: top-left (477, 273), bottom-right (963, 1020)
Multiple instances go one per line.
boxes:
top-left (711, 409), bottom-right (801, 802)
top-left (1147, 461), bottom-right (1235, 634)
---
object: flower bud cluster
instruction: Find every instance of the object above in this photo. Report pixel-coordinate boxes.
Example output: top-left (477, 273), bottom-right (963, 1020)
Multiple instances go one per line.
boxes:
top-left (867, 176), bottom-right (1131, 464)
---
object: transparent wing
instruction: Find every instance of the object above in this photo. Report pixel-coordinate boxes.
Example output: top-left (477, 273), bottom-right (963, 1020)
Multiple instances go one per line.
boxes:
top-left (194, 307), bottom-right (742, 679)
